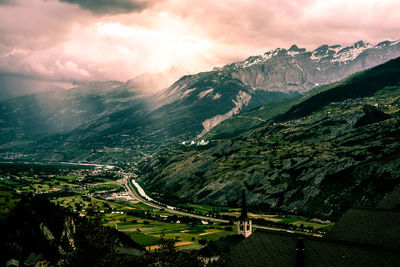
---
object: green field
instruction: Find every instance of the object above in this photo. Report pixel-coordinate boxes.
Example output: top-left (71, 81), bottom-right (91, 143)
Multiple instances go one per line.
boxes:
top-left (102, 210), bottom-right (237, 247)
top-left (52, 191), bottom-right (238, 249)
top-left (272, 216), bottom-right (333, 230)
top-left (176, 203), bottom-right (232, 213)
top-left (129, 232), bottom-right (161, 246)
top-left (56, 175), bottom-right (79, 182)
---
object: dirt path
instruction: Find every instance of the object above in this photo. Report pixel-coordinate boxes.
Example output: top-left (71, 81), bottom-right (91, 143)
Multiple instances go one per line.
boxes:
top-left (147, 241), bottom-right (195, 251)
top-left (119, 227), bottom-right (152, 232)
top-left (122, 206), bottom-right (136, 209)
top-left (222, 212), bottom-right (282, 222)
top-left (199, 230), bottom-right (223, 236)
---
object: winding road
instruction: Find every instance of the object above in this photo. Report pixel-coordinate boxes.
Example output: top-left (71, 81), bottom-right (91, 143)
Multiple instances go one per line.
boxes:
top-left (124, 177), bottom-right (311, 235)
top-left (125, 177), bottom-right (229, 223)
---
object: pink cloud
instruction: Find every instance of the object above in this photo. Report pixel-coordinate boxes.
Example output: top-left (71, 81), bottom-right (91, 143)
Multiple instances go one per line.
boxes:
top-left (0, 0), bottom-right (399, 93)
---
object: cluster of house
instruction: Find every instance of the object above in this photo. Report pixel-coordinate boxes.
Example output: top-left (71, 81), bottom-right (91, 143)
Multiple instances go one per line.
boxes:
top-left (181, 139), bottom-right (210, 146)
top-left (104, 192), bottom-right (136, 202)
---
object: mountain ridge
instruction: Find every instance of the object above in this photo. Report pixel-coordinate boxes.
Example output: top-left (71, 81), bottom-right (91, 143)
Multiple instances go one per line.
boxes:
top-left (221, 39), bottom-right (400, 93)
top-left (0, 40), bottom-right (399, 163)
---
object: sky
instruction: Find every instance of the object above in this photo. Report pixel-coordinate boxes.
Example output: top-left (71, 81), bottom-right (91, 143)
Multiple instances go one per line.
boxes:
top-left (0, 0), bottom-right (399, 98)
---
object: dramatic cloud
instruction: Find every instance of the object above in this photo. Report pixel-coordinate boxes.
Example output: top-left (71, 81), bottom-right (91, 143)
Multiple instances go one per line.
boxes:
top-left (0, 0), bottom-right (12, 5)
top-left (164, 0), bottom-right (400, 55)
top-left (0, 0), bottom-right (399, 98)
top-left (60, 0), bottom-right (151, 14)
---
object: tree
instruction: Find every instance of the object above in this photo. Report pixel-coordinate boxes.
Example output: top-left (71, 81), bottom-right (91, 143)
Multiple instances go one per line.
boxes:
top-left (198, 239), bottom-right (207, 246)
top-left (149, 233), bottom-right (205, 266)
top-left (75, 203), bottom-right (81, 211)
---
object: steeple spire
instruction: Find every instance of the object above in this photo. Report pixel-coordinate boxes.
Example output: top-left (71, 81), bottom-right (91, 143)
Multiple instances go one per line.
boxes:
top-left (237, 188), bottom-right (252, 237)
top-left (240, 188), bottom-right (247, 220)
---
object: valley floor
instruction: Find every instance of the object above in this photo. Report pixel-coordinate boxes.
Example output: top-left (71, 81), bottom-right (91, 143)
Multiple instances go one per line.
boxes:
top-left (0, 162), bottom-right (331, 250)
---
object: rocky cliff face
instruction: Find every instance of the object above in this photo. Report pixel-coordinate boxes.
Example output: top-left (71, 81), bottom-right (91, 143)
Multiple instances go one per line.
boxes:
top-left (223, 40), bottom-right (400, 93)
top-left (198, 90), bottom-right (252, 137)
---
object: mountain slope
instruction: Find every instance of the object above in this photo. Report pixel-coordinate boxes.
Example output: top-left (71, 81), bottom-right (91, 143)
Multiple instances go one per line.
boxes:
top-left (26, 73), bottom-right (293, 163)
top-left (1, 40), bottom-right (399, 163)
top-left (204, 54), bottom-right (400, 140)
top-left (137, 57), bottom-right (400, 219)
top-left (203, 79), bottom-right (345, 140)
top-left (0, 80), bottom-right (150, 145)
top-left (276, 56), bottom-right (400, 122)
top-left (57, 39), bottom-right (400, 149)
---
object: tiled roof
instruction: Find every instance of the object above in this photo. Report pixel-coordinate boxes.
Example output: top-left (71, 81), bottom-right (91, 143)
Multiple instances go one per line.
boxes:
top-left (230, 230), bottom-right (296, 267)
top-left (231, 186), bottom-right (400, 267)
top-left (230, 229), bottom-right (400, 267)
top-left (323, 208), bottom-right (400, 251)
top-left (304, 238), bottom-right (400, 267)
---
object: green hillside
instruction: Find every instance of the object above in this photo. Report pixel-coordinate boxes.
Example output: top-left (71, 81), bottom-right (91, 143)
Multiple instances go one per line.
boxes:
top-left (204, 57), bottom-right (400, 140)
top-left (277, 57), bottom-right (400, 121)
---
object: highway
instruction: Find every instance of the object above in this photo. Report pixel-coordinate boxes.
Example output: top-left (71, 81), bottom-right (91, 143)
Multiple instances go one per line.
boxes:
top-left (125, 177), bottom-right (317, 235)
top-left (125, 177), bottom-right (229, 223)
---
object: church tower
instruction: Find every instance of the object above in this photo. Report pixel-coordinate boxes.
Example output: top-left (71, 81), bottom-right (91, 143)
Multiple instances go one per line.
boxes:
top-left (237, 189), bottom-right (252, 237)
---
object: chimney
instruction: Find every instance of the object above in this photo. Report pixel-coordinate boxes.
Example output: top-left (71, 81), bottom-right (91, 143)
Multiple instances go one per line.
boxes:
top-left (296, 237), bottom-right (305, 267)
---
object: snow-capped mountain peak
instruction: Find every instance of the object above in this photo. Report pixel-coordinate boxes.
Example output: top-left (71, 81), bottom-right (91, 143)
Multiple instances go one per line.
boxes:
top-left (218, 39), bottom-right (400, 94)
top-left (330, 41), bottom-right (372, 62)
top-left (230, 40), bottom-right (399, 69)
top-left (310, 44), bottom-right (341, 62)
top-left (375, 39), bottom-right (400, 48)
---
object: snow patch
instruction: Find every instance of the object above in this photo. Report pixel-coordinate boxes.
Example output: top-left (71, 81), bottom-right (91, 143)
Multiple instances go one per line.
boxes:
top-left (212, 93), bottom-right (221, 100)
top-left (310, 45), bottom-right (341, 62)
top-left (197, 91), bottom-right (252, 137)
top-left (177, 88), bottom-right (196, 100)
top-left (331, 43), bottom-right (372, 62)
top-left (331, 46), bottom-right (342, 53)
top-left (198, 88), bottom-right (214, 99)
top-left (391, 39), bottom-right (400, 46)
top-left (310, 53), bottom-right (322, 62)
top-left (236, 48), bottom-right (284, 68)
top-left (167, 83), bottom-right (187, 97)
top-left (310, 43), bottom-right (372, 63)
top-left (288, 50), bottom-right (300, 57)
top-left (241, 56), bottom-right (264, 68)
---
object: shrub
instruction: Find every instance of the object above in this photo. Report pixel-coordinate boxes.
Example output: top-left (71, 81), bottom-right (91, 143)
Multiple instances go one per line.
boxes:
top-left (198, 239), bottom-right (207, 245)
